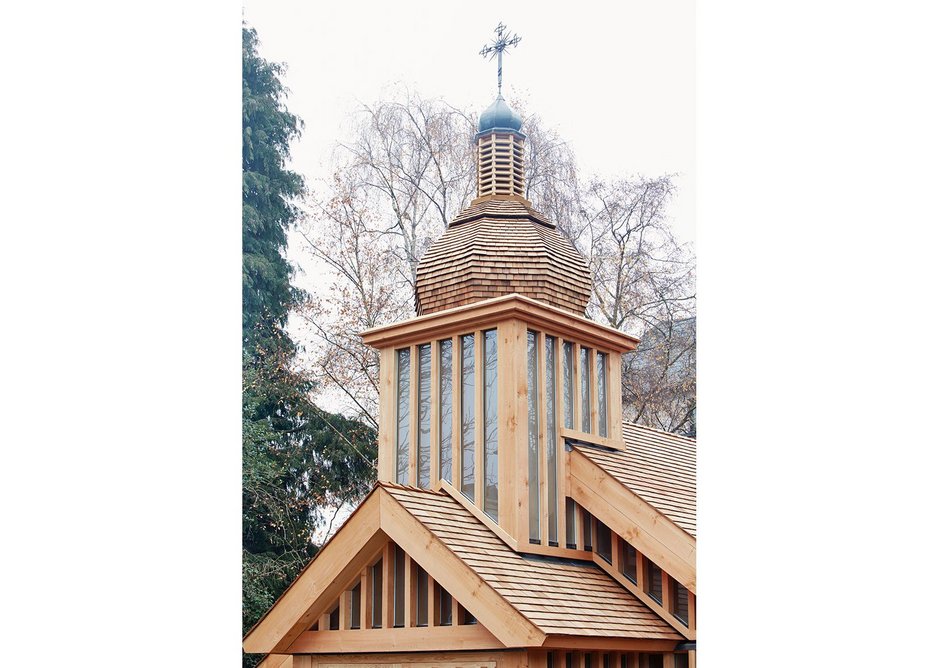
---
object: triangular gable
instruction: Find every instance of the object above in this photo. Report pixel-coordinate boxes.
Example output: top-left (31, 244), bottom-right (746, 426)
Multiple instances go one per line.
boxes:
top-left (243, 485), bottom-right (544, 656)
top-left (568, 446), bottom-right (696, 593)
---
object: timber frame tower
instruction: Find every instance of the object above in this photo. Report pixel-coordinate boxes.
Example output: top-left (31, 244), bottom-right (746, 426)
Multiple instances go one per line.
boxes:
top-left (244, 23), bottom-right (698, 668)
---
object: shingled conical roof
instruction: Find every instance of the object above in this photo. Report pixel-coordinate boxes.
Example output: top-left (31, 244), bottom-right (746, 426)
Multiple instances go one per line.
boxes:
top-left (414, 196), bottom-right (593, 316)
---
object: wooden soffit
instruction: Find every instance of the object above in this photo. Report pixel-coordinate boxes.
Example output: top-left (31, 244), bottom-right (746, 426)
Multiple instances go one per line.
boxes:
top-left (361, 294), bottom-right (639, 353)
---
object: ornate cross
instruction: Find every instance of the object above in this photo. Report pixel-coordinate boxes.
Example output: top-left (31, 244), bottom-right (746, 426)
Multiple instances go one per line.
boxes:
top-left (479, 22), bottom-right (522, 95)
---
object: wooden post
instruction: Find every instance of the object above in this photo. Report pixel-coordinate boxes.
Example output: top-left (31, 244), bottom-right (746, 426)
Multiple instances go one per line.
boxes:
top-left (338, 588), bottom-right (351, 630)
top-left (572, 343), bottom-right (581, 431)
top-left (363, 568), bottom-right (372, 630)
top-left (377, 347), bottom-right (395, 482)
top-left (609, 350), bottom-right (623, 447)
top-left (427, 573), bottom-right (437, 627)
top-left (381, 543), bottom-right (392, 629)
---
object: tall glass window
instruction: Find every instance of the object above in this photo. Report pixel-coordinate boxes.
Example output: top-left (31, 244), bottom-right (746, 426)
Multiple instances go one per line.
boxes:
top-left (371, 559), bottom-right (383, 628)
top-left (395, 348), bottom-right (411, 484)
top-left (562, 342), bottom-right (574, 428)
top-left (527, 330), bottom-right (539, 542)
top-left (439, 339), bottom-right (453, 483)
top-left (393, 545), bottom-right (406, 627)
top-left (580, 346), bottom-right (592, 432)
top-left (460, 334), bottom-right (475, 500)
top-left (597, 351), bottom-right (608, 438)
top-left (545, 335), bottom-right (559, 544)
top-left (417, 344), bottom-right (431, 487)
top-left (565, 498), bottom-right (577, 549)
top-left (416, 566), bottom-right (429, 627)
top-left (350, 582), bottom-right (361, 629)
top-left (620, 540), bottom-right (638, 583)
top-left (483, 329), bottom-right (498, 520)
top-left (645, 558), bottom-right (663, 603)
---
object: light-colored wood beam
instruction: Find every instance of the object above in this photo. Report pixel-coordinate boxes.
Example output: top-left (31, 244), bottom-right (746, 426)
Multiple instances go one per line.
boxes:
top-left (379, 490), bottom-right (545, 647)
top-left (568, 449), bottom-right (696, 592)
top-left (287, 624), bottom-right (504, 653)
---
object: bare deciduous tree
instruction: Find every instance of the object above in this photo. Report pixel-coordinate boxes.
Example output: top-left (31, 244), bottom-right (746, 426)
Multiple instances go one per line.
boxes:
top-left (296, 89), bottom-right (696, 437)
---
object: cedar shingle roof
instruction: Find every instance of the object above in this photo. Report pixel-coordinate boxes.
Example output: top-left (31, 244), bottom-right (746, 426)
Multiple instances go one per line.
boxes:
top-left (414, 199), bottom-right (592, 317)
top-left (383, 483), bottom-right (682, 640)
top-left (575, 423), bottom-right (696, 537)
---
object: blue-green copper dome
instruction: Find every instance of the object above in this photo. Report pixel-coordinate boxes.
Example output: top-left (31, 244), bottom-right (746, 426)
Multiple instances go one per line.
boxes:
top-left (478, 94), bottom-right (522, 132)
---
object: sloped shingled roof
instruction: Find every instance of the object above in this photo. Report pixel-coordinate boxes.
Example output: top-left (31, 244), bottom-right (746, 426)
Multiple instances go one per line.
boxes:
top-left (575, 423), bottom-right (696, 537)
top-left (384, 483), bottom-right (682, 640)
top-left (414, 199), bottom-right (592, 317)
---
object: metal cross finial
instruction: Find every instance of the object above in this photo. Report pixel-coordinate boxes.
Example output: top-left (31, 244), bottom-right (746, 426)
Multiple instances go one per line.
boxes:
top-left (479, 22), bottom-right (521, 95)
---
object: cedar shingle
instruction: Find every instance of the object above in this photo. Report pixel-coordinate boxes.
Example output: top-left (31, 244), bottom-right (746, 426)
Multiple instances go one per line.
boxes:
top-left (382, 483), bottom-right (682, 639)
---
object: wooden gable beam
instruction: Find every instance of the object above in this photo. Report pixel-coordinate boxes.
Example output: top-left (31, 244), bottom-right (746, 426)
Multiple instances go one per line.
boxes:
top-left (378, 490), bottom-right (546, 648)
top-left (568, 449), bottom-right (697, 593)
top-left (243, 490), bottom-right (384, 654)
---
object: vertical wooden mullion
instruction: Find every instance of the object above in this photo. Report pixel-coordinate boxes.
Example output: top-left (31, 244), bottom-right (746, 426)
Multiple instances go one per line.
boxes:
top-left (537, 331), bottom-right (549, 545)
top-left (453, 336), bottom-right (462, 490)
top-left (430, 339), bottom-right (440, 489)
top-left (662, 574), bottom-right (673, 620)
top-left (576, 503), bottom-right (585, 551)
top-left (663, 654), bottom-right (675, 668)
top-left (635, 552), bottom-right (646, 593)
top-left (403, 554), bottom-right (414, 627)
top-left (590, 348), bottom-right (599, 435)
top-left (610, 350), bottom-right (623, 447)
top-left (363, 568), bottom-right (373, 630)
top-left (381, 543), bottom-right (392, 629)
top-left (338, 588), bottom-right (351, 630)
top-left (409, 344), bottom-right (418, 486)
top-left (474, 329), bottom-right (484, 509)
top-left (611, 535), bottom-right (622, 573)
top-left (378, 347), bottom-right (395, 482)
top-left (556, 336), bottom-right (566, 547)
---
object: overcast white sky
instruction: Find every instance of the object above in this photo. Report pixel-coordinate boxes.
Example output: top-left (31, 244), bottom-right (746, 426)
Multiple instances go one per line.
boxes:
top-left (243, 0), bottom-right (695, 247)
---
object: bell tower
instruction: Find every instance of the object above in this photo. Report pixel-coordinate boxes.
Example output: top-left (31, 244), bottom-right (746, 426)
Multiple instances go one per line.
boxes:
top-left (362, 24), bottom-right (639, 558)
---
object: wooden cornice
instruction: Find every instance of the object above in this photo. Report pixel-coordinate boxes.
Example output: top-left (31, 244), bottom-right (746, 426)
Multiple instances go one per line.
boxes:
top-left (361, 294), bottom-right (639, 353)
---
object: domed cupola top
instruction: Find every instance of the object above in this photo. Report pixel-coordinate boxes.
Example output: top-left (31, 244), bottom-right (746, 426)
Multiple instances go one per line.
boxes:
top-left (478, 94), bottom-right (523, 134)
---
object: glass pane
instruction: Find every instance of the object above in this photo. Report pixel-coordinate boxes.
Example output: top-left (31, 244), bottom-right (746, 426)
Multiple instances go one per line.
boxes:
top-left (597, 351), bottom-right (608, 438)
top-left (596, 521), bottom-right (612, 563)
top-left (329, 604), bottom-right (339, 630)
top-left (621, 540), bottom-right (637, 583)
top-left (371, 559), bottom-right (383, 628)
top-left (580, 347), bottom-right (592, 432)
top-left (562, 342), bottom-right (574, 428)
top-left (350, 582), bottom-right (361, 629)
top-left (583, 509), bottom-right (593, 550)
top-left (483, 329), bottom-right (498, 520)
top-left (646, 559), bottom-right (663, 603)
top-left (565, 498), bottom-right (577, 548)
top-left (416, 566), bottom-right (428, 626)
top-left (460, 334), bottom-right (475, 500)
top-left (437, 584), bottom-right (453, 626)
top-left (393, 545), bottom-right (405, 627)
top-left (672, 577), bottom-right (689, 624)
top-left (417, 344), bottom-right (431, 487)
top-left (396, 349), bottom-right (411, 484)
top-left (439, 339), bottom-right (453, 483)
top-left (545, 336), bottom-right (558, 544)
top-left (527, 331), bottom-right (539, 541)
